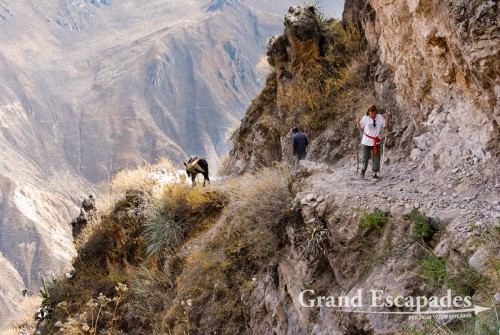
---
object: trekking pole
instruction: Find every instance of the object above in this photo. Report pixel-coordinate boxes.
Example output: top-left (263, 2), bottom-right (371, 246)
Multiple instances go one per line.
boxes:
top-left (355, 114), bottom-right (363, 174)
top-left (380, 111), bottom-right (390, 171)
top-left (356, 139), bottom-right (359, 174)
top-left (381, 134), bottom-right (387, 171)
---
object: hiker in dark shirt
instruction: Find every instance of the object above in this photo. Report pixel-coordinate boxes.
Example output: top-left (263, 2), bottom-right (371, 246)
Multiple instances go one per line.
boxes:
top-left (291, 127), bottom-right (308, 174)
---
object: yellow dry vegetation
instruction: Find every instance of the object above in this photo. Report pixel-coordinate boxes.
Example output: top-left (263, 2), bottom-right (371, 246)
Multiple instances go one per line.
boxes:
top-left (160, 167), bottom-right (295, 334)
top-left (280, 20), bottom-right (370, 134)
top-left (97, 157), bottom-right (177, 216)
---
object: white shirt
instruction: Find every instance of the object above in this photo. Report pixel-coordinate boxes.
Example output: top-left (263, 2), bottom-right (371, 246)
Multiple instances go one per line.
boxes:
top-left (360, 114), bottom-right (386, 146)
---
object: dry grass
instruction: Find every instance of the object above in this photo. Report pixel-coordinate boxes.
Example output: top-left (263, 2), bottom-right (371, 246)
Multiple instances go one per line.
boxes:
top-left (97, 157), bottom-right (177, 216)
top-left (95, 192), bottom-right (121, 217)
top-left (110, 165), bottom-right (154, 194)
top-left (228, 167), bottom-right (290, 227)
top-left (159, 183), bottom-right (227, 223)
top-left (127, 263), bottom-right (170, 333)
top-left (160, 167), bottom-right (295, 334)
top-left (36, 167), bottom-right (293, 335)
top-left (141, 183), bottom-right (228, 267)
top-left (73, 216), bottom-right (102, 250)
top-left (212, 167), bottom-right (296, 273)
top-left (279, 19), bottom-right (369, 134)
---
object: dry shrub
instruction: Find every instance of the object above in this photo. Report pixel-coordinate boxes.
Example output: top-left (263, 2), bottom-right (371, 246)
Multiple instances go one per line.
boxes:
top-left (36, 167), bottom-right (292, 335)
top-left (283, 19), bottom-right (369, 133)
top-left (164, 249), bottom-right (243, 335)
top-left (228, 167), bottom-right (290, 227)
top-left (79, 193), bottom-right (148, 270)
top-left (98, 158), bottom-right (176, 215)
top-left (111, 165), bottom-right (155, 195)
top-left (127, 263), bottom-right (170, 333)
top-left (177, 250), bottom-right (231, 302)
top-left (161, 183), bottom-right (227, 222)
top-left (73, 217), bottom-right (101, 250)
top-left (48, 283), bottom-right (129, 335)
top-left (161, 168), bottom-right (293, 334)
top-left (39, 206), bottom-right (143, 334)
top-left (96, 191), bottom-right (123, 217)
top-left (142, 183), bottom-right (227, 263)
top-left (216, 167), bottom-right (294, 270)
top-left (37, 166), bottom-right (232, 335)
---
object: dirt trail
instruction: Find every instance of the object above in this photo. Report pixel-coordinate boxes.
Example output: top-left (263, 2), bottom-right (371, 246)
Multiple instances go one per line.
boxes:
top-left (295, 159), bottom-right (499, 238)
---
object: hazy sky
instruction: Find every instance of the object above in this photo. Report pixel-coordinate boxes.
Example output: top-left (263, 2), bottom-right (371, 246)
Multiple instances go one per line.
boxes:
top-left (250, 0), bottom-right (345, 19)
top-left (319, 0), bottom-right (345, 19)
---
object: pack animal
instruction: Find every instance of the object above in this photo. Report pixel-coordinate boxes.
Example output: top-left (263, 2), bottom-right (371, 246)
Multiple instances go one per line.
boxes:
top-left (183, 156), bottom-right (210, 186)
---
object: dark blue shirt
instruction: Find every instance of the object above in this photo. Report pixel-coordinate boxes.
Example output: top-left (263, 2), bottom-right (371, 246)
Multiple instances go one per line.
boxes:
top-left (292, 132), bottom-right (308, 157)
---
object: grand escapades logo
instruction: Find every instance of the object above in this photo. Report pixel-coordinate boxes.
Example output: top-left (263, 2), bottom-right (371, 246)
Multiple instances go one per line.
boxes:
top-left (298, 289), bottom-right (490, 317)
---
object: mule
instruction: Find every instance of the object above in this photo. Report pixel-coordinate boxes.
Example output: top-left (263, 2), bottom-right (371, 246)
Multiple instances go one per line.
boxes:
top-left (183, 156), bottom-right (210, 186)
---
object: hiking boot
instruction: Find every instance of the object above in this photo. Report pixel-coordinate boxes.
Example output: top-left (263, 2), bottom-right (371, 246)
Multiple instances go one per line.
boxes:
top-left (372, 173), bottom-right (380, 180)
top-left (360, 170), bottom-right (365, 178)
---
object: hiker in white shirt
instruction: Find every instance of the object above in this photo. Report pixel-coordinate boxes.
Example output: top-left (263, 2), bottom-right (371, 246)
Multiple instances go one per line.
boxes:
top-left (356, 105), bottom-right (390, 179)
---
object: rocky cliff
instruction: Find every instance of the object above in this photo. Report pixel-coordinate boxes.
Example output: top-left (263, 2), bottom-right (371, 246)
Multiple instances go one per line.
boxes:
top-left (353, 0), bottom-right (499, 168)
top-left (227, 0), bottom-right (499, 173)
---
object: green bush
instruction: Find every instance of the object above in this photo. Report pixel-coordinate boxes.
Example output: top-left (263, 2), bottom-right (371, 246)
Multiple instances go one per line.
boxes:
top-left (358, 209), bottom-right (388, 231)
top-left (417, 255), bottom-right (447, 289)
top-left (417, 250), bottom-right (483, 295)
top-left (144, 204), bottom-right (184, 259)
top-left (408, 209), bottom-right (433, 239)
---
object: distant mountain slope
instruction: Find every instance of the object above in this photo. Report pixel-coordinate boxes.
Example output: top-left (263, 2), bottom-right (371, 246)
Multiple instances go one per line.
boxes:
top-left (0, 0), bottom-right (344, 328)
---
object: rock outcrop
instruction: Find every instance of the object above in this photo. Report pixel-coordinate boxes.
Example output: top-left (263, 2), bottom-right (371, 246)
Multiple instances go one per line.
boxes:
top-left (228, 1), bottom-right (499, 174)
top-left (227, 5), bottom-right (326, 174)
top-left (351, 0), bottom-right (499, 168)
top-left (71, 195), bottom-right (98, 239)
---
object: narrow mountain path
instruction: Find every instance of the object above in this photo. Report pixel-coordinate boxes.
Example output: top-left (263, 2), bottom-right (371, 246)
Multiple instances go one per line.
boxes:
top-left (295, 159), bottom-right (498, 238)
